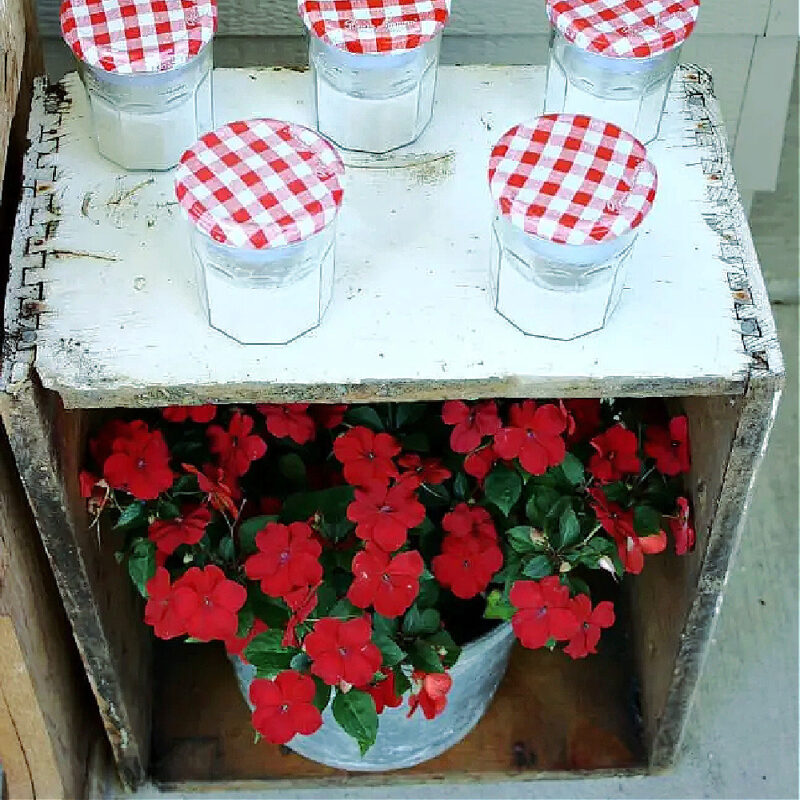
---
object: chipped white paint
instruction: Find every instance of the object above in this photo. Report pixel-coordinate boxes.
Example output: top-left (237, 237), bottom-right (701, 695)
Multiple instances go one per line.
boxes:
top-left (16, 67), bottom-right (766, 407)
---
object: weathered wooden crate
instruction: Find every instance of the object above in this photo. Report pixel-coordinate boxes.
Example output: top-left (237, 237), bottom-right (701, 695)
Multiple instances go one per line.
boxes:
top-left (0, 64), bottom-right (783, 791)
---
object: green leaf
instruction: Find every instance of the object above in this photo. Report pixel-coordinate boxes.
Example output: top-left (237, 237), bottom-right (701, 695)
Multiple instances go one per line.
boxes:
top-left (374, 635), bottom-right (405, 667)
top-left (559, 453), bottom-right (585, 486)
top-left (114, 501), bottom-right (148, 533)
top-left (453, 472), bottom-right (469, 501)
top-left (603, 482), bottom-right (629, 504)
top-left (236, 605), bottom-right (255, 638)
top-left (557, 508), bottom-right (582, 549)
top-left (564, 574), bottom-right (591, 597)
top-left (290, 651), bottom-right (312, 672)
top-left (484, 589), bottom-right (516, 621)
top-left (521, 553), bottom-right (554, 580)
top-left (416, 571), bottom-right (440, 609)
top-left (393, 667), bottom-right (411, 697)
top-left (248, 588), bottom-right (291, 628)
top-left (484, 466), bottom-right (522, 516)
top-left (418, 482), bottom-right (450, 508)
top-left (507, 525), bottom-right (547, 554)
top-left (329, 598), bottom-right (361, 619)
top-left (245, 630), bottom-right (296, 678)
top-left (279, 453), bottom-right (307, 485)
top-left (402, 606), bottom-right (440, 636)
top-left (345, 406), bottom-right (384, 431)
top-left (395, 403), bottom-right (426, 429)
top-left (312, 676), bottom-right (332, 712)
top-left (128, 538), bottom-right (156, 597)
top-left (634, 505), bottom-right (663, 535)
top-left (280, 486), bottom-right (355, 524)
top-left (533, 486), bottom-right (561, 515)
top-left (425, 629), bottom-right (461, 668)
top-left (172, 474), bottom-right (198, 494)
top-left (157, 499), bottom-right (181, 520)
top-left (408, 640), bottom-right (445, 673)
top-left (332, 689), bottom-right (378, 756)
top-left (372, 613), bottom-right (398, 639)
top-left (218, 535), bottom-right (235, 561)
top-left (238, 515), bottom-right (273, 555)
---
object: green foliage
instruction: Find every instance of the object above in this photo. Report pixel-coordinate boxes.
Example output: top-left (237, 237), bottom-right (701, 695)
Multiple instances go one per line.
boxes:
top-left (484, 465), bottom-right (522, 516)
top-left (332, 689), bottom-right (379, 755)
top-left (280, 486), bottom-right (355, 524)
top-left (344, 406), bottom-right (384, 431)
top-left (127, 538), bottom-right (156, 597)
top-left (245, 630), bottom-right (297, 679)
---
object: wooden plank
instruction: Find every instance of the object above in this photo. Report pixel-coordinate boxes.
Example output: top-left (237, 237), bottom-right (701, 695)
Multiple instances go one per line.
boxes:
top-left (733, 36), bottom-right (798, 191)
top-left (9, 67), bottom-right (760, 409)
top-left (34, 0), bottom-right (773, 38)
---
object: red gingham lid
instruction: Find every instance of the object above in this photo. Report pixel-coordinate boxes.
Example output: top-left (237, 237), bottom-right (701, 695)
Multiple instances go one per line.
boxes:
top-left (174, 119), bottom-right (345, 250)
top-left (546, 0), bottom-right (699, 59)
top-left (60, 0), bottom-right (216, 74)
top-left (298, 0), bottom-right (449, 54)
top-left (488, 115), bottom-right (657, 246)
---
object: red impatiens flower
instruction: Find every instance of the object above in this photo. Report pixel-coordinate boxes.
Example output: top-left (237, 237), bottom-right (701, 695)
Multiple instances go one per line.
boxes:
top-left (361, 668), bottom-right (403, 714)
top-left (441, 503), bottom-right (497, 542)
top-left (304, 617), bottom-right (382, 688)
top-left (616, 528), bottom-right (667, 575)
top-left (509, 577), bottom-right (579, 650)
top-left (103, 420), bottom-right (174, 500)
top-left (282, 582), bottom-right (321, 648)
top-left (397, 453), bottom-right (451, 485)
top-left (206, 411), bottom-right (267, 478)
top-left (147, 504), bottom-right (211, 555)
top-left (257, 403), bottom-right (316, 445)
top-left (441, 400), bottom-right (501, 454)
top-left (90, 419), bottom-right (135, 466)
top-left (244, 522), bottom-right (323, 599)
top-left (563, 595), bottom-right (615, 659)
top-left (407, 671), bottom-right (452, 720)
top-left (493, 401), bottom-right (568, 475)
top-left (170, 565), bottom-right (247, 641)
top-left (333, 426), bottom-right (401, 487)
top-left (347, 481), bottom-right (426, 553)
top-left (250, 671), bottom-right (323, 745)
top-left (311, 403), bottom-right (348, 430)
top-left (183, 463), bottom-right (239, 516)
top-left (588, 424), bottom-right (641, 483)
top-left (80, 470), bottom-right (109, 515)
top-left (668, 496), bottom-right (696, 556)
top-left (463, 445), bottom-right (498, 481)
top-left (588, 488), bottom-right (635, 541)
top-left (144, 567), bottom-right (186, 640)
top-left (260, 496), bottom-right (282, 515)
top-left (433, 531), bottom-right (503, 600)
top-left (162, 405), bottom-right (217, 424)
top-left (225, 619), bottom-right (269, 662)
top-left (564, 399), bottom-right (602, 444)
top-left (347, 546), bottom-right (424, 618)
top-left (645, 415), bottom-right (691, 476)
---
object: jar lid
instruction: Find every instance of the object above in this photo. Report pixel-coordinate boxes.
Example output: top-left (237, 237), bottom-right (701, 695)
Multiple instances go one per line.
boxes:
top-left (546, 0), bottom-right (699, 58)
top-left (60, 0), bottom-right (216, 74)
top-left (488, 115), bottom-right (657, 246)
top-left (175, 119), bottom-right (345, 250)
top-left (298, 0), bottom-right (449, 54)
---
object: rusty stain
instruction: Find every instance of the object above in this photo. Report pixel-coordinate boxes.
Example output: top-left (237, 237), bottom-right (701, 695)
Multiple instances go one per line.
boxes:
top-left (51, 248), bottom-right (119, 262)
top-left (108, 177), bottom-right (155, 207)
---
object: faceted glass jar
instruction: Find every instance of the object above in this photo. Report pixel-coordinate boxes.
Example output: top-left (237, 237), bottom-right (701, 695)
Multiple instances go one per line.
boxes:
top-left (489, 214), bottom-right (636, 340)
top-left (544, 29), bottom-right (680, 143)
top-left (309, 33), bottom-right (442, 153)
top-left (79, 44), bottom-right (214, 171)
top-left (190, 222), bottom-right (337, 345)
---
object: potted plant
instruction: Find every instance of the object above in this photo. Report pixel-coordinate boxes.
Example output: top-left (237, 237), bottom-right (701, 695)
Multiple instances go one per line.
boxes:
top-left (81, 398), bottom-right (694, 770)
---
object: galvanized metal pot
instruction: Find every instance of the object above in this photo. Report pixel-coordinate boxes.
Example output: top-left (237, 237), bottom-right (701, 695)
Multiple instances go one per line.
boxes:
top-left (231, 621), bottom-right (515, 771)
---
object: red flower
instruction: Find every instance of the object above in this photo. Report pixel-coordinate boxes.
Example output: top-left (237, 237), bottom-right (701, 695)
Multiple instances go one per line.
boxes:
top-left (103, 420), bottom-right (174, 500)
top-left (250, 671), bottom-right (323, 745)
top-left (493, 401), bottom-right (568, 475)
top-left (225, 619), bottom-right (269, 662)
top-left (144, 567), bottom-right (186, 640)
top-left (347, 547), bottom-right (424, 618)
top-left (433, 532), bottom-right (503, 599)
top-left (564, 399), bottom-right (602, 443)
top-left (407, 671), bottom-right (452, 720)
top-left (668, 496), bottom-right (696, 556)
top-left (206, 411), bottom-right (267, 478)
top-left (282, 582), bottom-right (321, 648)
top-left (463, 446), bottom-right (497, 481)
top-left (171, 565), bottom-right (247, 641)
top-left (257, 403), bottom-right (316, 445)
top-left (563, 595), bottom-right (615, 659)
top-left (347, 481), bottom-right (426, 553)
top-left (80, 470), bottom-right (109, 515)
top-left (361, 668), bottom-right (403, 714)
top-left (147, 504), bottom-right (211, 555)
top-left (645, 416), bottom-right (691, 476)
top-left (509, 577), bottom-right (579, 650)
top-left (90, 419), bottom-right (134, 466)
top-left (441, 400), bottom-right (501, 454)
top-left (304, 617), bottom-right (382, 688)
top-left (244, 522), bottom-right (323, 599)
top-left (397, 453), bottom-right (451, 485)
top-left (260, 496), bottom-right (283, 515)
top-left (162, 405), bottom-right (217, 424)
top-left (311, 403), bottom-right (348, 430)
top-left (333, 426), bottom-right (400, 487)
top-left (183, 463), bottom-right (239, 516)
top-left (588, 488), bottom-right (635, 541)
top-left (588, 424), bottom-right (640, 483)
top-left (441, 503), bottom-right (497, 542)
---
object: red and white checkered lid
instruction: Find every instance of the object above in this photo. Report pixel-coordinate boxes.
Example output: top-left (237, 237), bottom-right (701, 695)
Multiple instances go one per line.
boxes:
top-left (298, 0), bottom-right (449, 54)
top-left (488, 115), bottom-right (657, 246)
top-left (174, 119), bottom-right (345, 250)
top-left (60, 0), bottom-right (217, 74)
top-left (546, 0), bottom-right (699, 59)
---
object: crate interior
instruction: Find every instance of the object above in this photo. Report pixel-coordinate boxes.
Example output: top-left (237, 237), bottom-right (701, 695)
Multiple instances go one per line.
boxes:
top-left (54, 391), bottom-right (742, 788)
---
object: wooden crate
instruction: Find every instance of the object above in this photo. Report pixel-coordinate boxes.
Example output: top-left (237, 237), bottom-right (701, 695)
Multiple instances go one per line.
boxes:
top-left (0, 64), bottom-right (783, 791)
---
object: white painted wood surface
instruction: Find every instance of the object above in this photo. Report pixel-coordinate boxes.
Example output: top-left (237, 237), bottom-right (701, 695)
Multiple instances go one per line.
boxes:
top-left (8, 66), bottom-right (775, 407)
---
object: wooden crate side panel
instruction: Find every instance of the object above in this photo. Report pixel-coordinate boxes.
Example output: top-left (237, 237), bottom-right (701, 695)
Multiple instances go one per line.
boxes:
top-left (0, 381), bottom-right (151, 788)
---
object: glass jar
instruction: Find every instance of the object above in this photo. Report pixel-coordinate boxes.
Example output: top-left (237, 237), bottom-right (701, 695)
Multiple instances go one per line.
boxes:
top-left (174, 119), bottom-right (345, 345)
top-left (487, 115), bottom-right (658, 341)
top-left (543, 0), bottom-right (700, 143)
top-left (299, 0), bottom-right (450, 154)
top-left (60, 0), bottom-right (217, 171)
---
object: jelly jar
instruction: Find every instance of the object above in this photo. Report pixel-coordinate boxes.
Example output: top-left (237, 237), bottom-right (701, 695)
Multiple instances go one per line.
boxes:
top-left (543, 0), bottom-right (700, 143)
top-left (298, 0), bottom-right (450, 154)
top-left (174, 119), bottom-right (345, 345)
top-left (60, 0), bottom-right (217, 171)
top-left (487, 114), bottom-right (658, 340)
